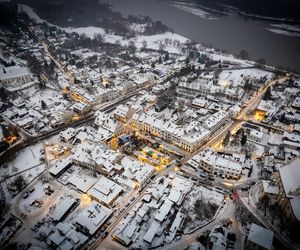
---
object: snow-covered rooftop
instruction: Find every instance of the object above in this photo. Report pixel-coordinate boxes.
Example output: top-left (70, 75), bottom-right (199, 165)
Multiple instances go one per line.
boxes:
top-left (247, 223), bottom-right (274, 250)
top-left (88, 176), bottom-right (123, 205)
top-left (73, 201), bottom-right (112, 235)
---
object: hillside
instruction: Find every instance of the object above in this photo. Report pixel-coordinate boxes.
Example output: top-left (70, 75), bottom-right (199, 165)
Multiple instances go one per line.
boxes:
top-left (16, 0), bottom-right (172, 37)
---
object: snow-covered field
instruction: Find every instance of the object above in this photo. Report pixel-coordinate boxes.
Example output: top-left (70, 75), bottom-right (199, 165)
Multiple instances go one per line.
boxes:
top-left (64, 26), bottom-right (189, 54)
top-left (207, 53), bottom-right (253, 66)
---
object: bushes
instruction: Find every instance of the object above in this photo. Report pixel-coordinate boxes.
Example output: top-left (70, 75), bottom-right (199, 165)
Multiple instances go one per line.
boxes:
top-left (194, 198), bottom-right (218, 221)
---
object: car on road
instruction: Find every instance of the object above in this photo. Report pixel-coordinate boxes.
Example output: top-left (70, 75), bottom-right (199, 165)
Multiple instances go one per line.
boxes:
top-left (22, 192), bottom-right (29, 199)
top-left (31, 226), bottom-right (38, 232)
top-left (208, 175), bottom-right (215, 181)
top-left (199, 173), bottom-right (207, 178)
top-left (102, 232), bottom-right (109, 238)
top-left (175, 235), bottom-right (181, 241)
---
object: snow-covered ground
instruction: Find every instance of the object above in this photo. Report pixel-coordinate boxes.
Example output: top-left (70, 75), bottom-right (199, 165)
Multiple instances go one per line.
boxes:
top-left (202, 51), bottom-right (254, 67)
top-left (25, 88), bottom-right (67, 108)
top-left (0, 143), bottom-right (44, 177)
top-left (64, 26), bottom-right (189, 54)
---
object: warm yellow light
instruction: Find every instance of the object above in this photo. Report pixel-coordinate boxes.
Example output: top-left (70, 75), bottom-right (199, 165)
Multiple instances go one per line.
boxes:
top-left (81, 194), bottom-right (92, 204)
top-left (4, 135), bottom-right (17, 144)
top-left (253, 110), bottom-right (265, 122)
top-left (222, 182), bottom-right (233, 188)
top-left (71, 114), bottom-right (80, 121)
top-left (219, 80), bottom-right (230, 88)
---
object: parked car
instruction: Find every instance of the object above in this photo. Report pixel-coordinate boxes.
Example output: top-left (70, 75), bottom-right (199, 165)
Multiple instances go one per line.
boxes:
top-left (102, 232), bottom-right (109, 238)
top-left (22, 192), bottom-right (29, 199)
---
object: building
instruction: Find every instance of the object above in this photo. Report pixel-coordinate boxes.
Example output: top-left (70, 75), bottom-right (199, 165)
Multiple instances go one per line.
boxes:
top-left (177, 78), bottom-right (212, 98)
top-left (113, 104), bottom-right (135, 122)
top-left (115, 81), bottom-right (136, 95)
top-left (209, 225), bottom-right (228, 250)
top-left (198, 148), bottom-right (242, 179)
top-left (246, 223), bottom-right (274, 250)
top-left (49, 157), bottom-right (73, 177)
top-left (277, 159), bottom-right (300, 227)
top-left (73, 102), bottom-right (90, 115)
top-left (48, 222), bottom-right (88, 250)
top-left (88, 176), bottom-right (123, 206)
top-left (116, 156), bottom-right (154, 189)
top-left (130, 113), bottom-right (209, 152)
top-left (72, 143), bottom-right (123, 176)
top-left (133, 72), bottom-right (155, 87)
top-left (73, 201), bottom-right (112, 235)
top-left (59, 128), bottom-right (77, 142)
top-left (0, 66), bottom-right (32, 90)
top-left (260, 180), bottom-right (279, 204)
top-left (202, 110), bottom-right (229, 133)
top-left (51, 196), bottom-right (78, 222)
top-left (249, 128), bottom-right (264, 142)
top-left (94, 111), bottom-right (125, 139)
